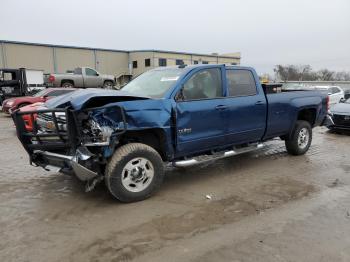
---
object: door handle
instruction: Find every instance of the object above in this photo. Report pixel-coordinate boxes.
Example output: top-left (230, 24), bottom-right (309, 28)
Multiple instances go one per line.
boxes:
top-left (215, 105), bottom-right (228, 110)
top-left (255, 101), bottom-right (264, 105)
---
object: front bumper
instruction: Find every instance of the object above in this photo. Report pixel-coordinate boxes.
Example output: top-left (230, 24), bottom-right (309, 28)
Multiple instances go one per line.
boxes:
top-left (32, 148), bottom-right (98, 181)
top-left (323, 114), bottom-right (350, 130)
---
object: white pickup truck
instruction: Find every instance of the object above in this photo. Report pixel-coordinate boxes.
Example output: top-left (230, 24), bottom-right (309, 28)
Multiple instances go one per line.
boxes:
top-left (45, 67), bottom-right (115, 89)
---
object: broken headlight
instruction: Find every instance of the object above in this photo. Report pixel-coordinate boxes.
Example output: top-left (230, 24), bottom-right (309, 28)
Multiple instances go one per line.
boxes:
top-left (82, 116), bottom-right (117, 146)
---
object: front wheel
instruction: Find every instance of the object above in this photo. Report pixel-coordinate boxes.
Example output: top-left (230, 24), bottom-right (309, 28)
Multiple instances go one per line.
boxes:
top-left (105, 143), bottom-right (164, 202)
top-left (285, 120), bottom-right (312, 155)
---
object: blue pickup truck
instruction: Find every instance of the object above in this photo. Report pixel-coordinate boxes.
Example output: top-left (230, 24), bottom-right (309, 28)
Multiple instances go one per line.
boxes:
top-left (13, 64), bottom-right (329, 202)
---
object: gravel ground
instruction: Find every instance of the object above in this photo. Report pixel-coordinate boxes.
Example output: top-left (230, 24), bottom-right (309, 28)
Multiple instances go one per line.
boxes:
top-left (0, 113), bottom-right (349, 262)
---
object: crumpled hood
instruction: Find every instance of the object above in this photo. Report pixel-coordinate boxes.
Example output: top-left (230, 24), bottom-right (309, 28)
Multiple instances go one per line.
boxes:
top-left (45, 88), bottom-right (150, 110)
top-left (330, 102), bottom-right (350, 115)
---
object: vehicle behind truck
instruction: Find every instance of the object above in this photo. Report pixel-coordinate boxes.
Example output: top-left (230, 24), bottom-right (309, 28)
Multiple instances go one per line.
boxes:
top-left (0, 68), bottom-right (45, 105)
top-left (45, 67), bottom-right (115, 89)
top-left (13, 64), bottom-right (329, 202)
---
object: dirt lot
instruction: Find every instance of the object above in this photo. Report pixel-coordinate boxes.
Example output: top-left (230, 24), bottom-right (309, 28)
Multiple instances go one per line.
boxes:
top-left (0, 114), bottom-right (350, 262)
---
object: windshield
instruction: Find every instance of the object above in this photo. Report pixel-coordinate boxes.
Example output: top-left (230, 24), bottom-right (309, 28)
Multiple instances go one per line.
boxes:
top-left (33, 89), bottom-right (48, 97)
top-left (122, 68), bottom-right (183, 98)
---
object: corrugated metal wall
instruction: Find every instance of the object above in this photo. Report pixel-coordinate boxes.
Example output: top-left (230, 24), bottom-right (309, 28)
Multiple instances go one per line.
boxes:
top-left (0, 41), bottom-right (130, 77)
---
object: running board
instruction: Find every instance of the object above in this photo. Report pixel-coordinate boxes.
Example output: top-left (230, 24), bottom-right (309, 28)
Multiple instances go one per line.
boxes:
top-left (173, 143), bottom-right (264, 167)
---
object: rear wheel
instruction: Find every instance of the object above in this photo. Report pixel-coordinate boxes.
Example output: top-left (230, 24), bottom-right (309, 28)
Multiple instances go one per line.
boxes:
top-left (61, 81), bottom-right (74, 88)
top-left (103, 81), bottom-right (114, 89)
top-left (285, 120), bottom-right (312, 155)
top-left (105, 143), bottom-right (164, 202)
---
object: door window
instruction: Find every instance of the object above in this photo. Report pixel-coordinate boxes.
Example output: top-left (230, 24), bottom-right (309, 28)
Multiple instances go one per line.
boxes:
top-left (85, 68), bottom-right (98, 76)
top-left (226, 70), bottom-right (257, 97)
top-left (181, 68), bottom-right (223, 100)
top-left (330, 87), bottom-right (340, 94)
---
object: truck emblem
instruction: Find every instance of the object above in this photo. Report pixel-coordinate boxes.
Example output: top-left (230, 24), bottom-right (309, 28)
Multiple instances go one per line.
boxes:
top-left (178, 128), bottom-right (192, 134)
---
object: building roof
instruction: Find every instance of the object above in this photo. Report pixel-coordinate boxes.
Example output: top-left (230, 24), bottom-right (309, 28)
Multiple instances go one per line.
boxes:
top-left (0, 40), bottom-right (241, 60)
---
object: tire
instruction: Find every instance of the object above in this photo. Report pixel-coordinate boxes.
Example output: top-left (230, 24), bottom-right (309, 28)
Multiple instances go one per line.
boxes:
top-left (105, 143), bottom-right (164, 202)
top-left (285, 120), bottom-right (312, 155)
top-left (61, 81), bottom-right (74, 88)
top-left (103, 81), bottom-right (114, 89)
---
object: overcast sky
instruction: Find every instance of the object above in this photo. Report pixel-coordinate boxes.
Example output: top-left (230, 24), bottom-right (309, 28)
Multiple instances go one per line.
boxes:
top-left (2, 0), bottom-right (350, 75)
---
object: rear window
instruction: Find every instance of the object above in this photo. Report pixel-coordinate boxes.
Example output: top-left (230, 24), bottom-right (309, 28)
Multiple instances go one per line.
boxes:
top-left (226, 70), bottom-right (257, 97)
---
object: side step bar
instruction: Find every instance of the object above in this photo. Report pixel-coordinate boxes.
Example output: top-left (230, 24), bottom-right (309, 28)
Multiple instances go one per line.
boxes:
top-left (173, 143), bottom-right (264, 167)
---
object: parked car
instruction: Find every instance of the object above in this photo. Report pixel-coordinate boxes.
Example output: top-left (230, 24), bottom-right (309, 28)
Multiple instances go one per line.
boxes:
top-left (311, 86), bottom-right (344, 105)
top-left (18, 102), bottom-right (45, 131)
top-left (326, 98), bottom-right (350, 131)
top-left (344, 89), bottom-right (350, 100)
top-left (13, 65), bottom-right (329, 202)
top-left (45, 67), bottom-right (115, 89)
top-left (2, 88), bottom-right (76, 114)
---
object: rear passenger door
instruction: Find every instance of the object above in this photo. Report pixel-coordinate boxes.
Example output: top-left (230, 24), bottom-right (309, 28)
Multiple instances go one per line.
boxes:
top-left (224, 69), bottom-right (267, 144)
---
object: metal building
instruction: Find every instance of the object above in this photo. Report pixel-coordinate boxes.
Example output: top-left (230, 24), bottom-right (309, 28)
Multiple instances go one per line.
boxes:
top-left (0, 40), bottom-right (241, 83)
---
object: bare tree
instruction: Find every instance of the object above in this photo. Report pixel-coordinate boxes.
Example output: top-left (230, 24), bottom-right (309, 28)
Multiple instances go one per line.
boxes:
top-left (274, 65), bottom-right (350, 81)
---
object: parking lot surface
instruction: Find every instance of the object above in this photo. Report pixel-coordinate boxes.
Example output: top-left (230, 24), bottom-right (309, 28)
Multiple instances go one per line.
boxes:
top-left (1, 114), bottom-right (350, 262)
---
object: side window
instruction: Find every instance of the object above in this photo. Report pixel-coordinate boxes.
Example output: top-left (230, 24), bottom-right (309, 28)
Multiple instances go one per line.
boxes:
top-left (132, 61), bottom-right (138, 69)
top-left (159, 58), bottom-right (167, 67)
top-left (85, 68), bottom-right (98, 76)
top-left (145, 59), bottom-right (151, 67)
top-left (176, 59), bottom-right (184, 65)
top-left (181, 68), bottom-right (223, 100)
top-left (74, 68), bottom-right (82, 74)
top-left (226, 70), bottom-right (257, 97)
top-left (331, 87), bottom-right (340, 94)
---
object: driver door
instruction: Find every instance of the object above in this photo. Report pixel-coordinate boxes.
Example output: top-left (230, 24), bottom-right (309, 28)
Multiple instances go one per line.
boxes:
top-left (175, 67), bottom-right (227, 156)
top-left (84, 68), bottom-right (102, 88)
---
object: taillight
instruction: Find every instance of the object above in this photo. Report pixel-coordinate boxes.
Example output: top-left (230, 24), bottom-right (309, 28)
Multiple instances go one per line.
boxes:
top-left (48, 75), bottom-right (55, 82)
top-left (326, 95), bottom-right (330, 111)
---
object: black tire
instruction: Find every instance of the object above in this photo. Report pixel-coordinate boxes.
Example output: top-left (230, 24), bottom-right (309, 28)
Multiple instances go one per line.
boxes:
top-left (285, 120), bottom-right (312, 155)
top-left (103, 81), bottom-right (114, 89)
top-left (61, 81), bottom-right (74, 88)
top-left (105, 143), bottom-right (164, 202)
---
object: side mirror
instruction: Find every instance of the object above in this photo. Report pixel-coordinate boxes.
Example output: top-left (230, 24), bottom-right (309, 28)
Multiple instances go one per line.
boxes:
top-left (96, 72), bottom-right (100, 76)
top-left (175, 87), bottom-right (185, 102)
top-left (340, 98), bottom-right (346, 103)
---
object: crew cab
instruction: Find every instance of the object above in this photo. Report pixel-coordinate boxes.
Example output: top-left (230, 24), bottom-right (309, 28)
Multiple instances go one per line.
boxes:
top-left (45, 67), bottom-right (115, 89)
top-left (13, 65), bottom-right (329, 202)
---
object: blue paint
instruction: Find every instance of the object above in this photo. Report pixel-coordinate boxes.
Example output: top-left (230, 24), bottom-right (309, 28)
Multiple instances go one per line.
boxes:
top-left (47, 65), bottom-right (328, 161)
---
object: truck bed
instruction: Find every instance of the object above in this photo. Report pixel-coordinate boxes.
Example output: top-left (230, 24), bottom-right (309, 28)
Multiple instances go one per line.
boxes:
top-left (264, 90), bottom-right (327, 140)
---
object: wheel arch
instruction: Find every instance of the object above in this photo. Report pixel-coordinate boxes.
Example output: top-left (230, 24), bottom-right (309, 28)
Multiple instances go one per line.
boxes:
top-left (119, 128), bottom-right (169, 161)
top-left (61, 79), bottom-right (74, 87)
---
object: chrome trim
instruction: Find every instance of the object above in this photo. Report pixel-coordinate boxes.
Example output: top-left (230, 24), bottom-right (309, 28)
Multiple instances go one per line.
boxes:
top-left (35, 150), bottom-right (73, 160)
top-left (173, 143), bottom-right (264, 167)
top-left (34, 149), bottom-right (98, 181)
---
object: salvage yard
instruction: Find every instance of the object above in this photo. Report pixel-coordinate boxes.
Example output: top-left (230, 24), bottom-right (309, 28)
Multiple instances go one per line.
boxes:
top-left (0, 113), bottom-right (350, 262)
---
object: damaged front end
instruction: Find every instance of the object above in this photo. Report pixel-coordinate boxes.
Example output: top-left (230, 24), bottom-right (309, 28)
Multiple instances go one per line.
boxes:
top-left (12, 105), bottom-right (127, 190)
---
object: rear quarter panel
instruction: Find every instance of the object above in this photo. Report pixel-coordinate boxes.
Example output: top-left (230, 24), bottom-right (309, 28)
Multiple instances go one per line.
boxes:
top-left (264, 91), bottom-right (326, 140)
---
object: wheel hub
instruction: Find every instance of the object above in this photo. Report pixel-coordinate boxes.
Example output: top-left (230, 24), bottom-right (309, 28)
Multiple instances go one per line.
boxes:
top-left (131, 167), bottom-right (146, 182)
top-left (298, 128), bottom-right (309, 149)
top-left (121, 157), bottom-right (154, 193)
